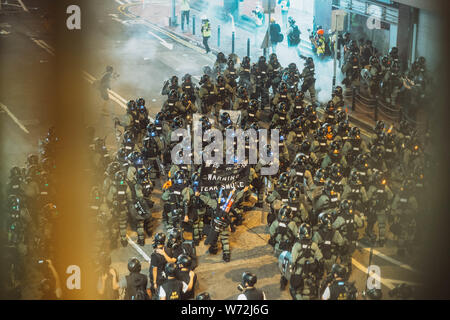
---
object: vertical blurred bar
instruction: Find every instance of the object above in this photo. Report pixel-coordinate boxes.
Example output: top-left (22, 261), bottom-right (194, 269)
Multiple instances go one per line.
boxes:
top-left (51, 0), bottom-right (95, 299)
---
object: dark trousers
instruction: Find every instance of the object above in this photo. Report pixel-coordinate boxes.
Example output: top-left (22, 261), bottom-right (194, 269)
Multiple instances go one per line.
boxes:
top-left (181, 10), bottom-right (190, 30)
top-left (203, 36), bottom-right (210, 53)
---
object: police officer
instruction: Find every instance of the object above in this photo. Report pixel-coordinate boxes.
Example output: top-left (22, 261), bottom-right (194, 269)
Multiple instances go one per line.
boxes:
top-left (365, 171), bottom-right (394, 246)
top-left (342, 51), bottom-right (360, 88)
top-left (214, 52), bottom-right (228, 75)
top-left (342, 127), bottom-right (369, 167)
top-left (176, 255), bottom-right (197, 299)
top-left (238, 56), bottom-right (252, 91)
top-left (201, 16), bottom-right (211, 53)
top-left (106, 170), bottom-right (132, 248)
top-left (269, 205), bottom-right (298, 256)
top-left (162, 170), bottom-right (191, 230)
top-left (287, 186), bottom-right (310, 225)
top-left (206, 189), bottom-right (233, 262)
top-left (332, 200), bottom-right (363, 274)
top-left (181, 73), bottom-right (198, 104)
top-left (321, 140), bottom-right (348, 169)
top-left (150, 233), bottom-right (167, 297)
top-left (321, 264), bottom-right (357, 300)
top-left (214, 75), bottom-right (233, 116)
top-left (162, 89), bottom-right (184, 120)
top-left (117, 258), bottom-right (150, 300)
top-left (198, 74), bottom-right (217, 115)
top-left (143, 123), bottom-right (166, 181)
top-left (266, 172), bottom-right (291, 225)
top-left (313, 179), bottom-right (341, 226)
top-left (289, 223), bottom-right (323, 300)
top-left (237, 272), bottom-right (266, 300)
top-left (233, 87), bottom-right (251, 125)
top-left (159, 263), bottom-right (194, 300)
top-left (114, 100), bottom-right (141, 142)
top-left (224, 59), bottom-right (239, 90)
top-left (251, 56), bottom-right (270, 109)
top-left (391, 178), bottom-right (418, 256)
top-left (299, 57), bottom-right (316, 104)
top-left (268, 53), bottom-right (283, 94)
top-left (313, 212), bottom-right (344, 275)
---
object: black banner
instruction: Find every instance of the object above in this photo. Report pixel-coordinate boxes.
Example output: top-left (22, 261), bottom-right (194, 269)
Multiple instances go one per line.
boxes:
top-left (199, 163), bottom-right (250, 193)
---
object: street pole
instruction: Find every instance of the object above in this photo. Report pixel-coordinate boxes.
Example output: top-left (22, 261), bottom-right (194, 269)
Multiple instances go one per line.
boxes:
top-left (333, 31), bottom-right (338, 91)
top-left (268, 10), bottom-right (271, 56)
top-left (232, 31), bottom-right (235, 54)
top-left (218, 25), bottom-right (221, 47)
top-left (171, 0), bottom-right (176, 27)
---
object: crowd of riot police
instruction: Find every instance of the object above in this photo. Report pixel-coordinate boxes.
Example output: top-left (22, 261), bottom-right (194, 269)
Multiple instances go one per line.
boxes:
top-left (108, 50), bottom-right (429, 299)
top-left (2, 127), bottom-right (62, 299)
top-left (1, 47), bottom-right (430, 299)
top-left (309, 28), bottom-right (430, 121)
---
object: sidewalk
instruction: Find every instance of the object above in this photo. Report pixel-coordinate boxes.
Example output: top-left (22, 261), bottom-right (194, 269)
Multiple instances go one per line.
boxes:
top-left (127, 1), bottom-right (404, 133)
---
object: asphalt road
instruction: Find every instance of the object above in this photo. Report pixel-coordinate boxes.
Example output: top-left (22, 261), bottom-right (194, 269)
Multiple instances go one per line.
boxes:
top-left (0, 0), bottom-right (423, 300)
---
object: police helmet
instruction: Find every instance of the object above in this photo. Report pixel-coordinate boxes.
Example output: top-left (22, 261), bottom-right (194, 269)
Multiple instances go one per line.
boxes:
top-left (298, 223), bottom-right (312, 240)
top-left (173, 170), bottom-right (186, 185)
top-left (331, 263), bottom-right (346, 278)
top-left (242, 272), bottom-right (257, 287)
top-left (339, 199), bottom-right (353, 214)
top-left (165, 263), bottom-right (178, 278)
top-left (127, 100), bottom-right (137, 113)
top-left (318, 212), bottom-right (333, 229)
top-left (153, 232), bottom-right (166, 246)
top-left (177, 254), bottom-right (192, 269)
top-left (196, 292), bottom-right (211, 300)
top-left (128, 257), bottom-right (141, 273)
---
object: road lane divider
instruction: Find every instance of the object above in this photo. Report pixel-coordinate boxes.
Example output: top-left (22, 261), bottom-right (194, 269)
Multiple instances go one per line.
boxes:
top-left (0, 101), bottom-right (29, 134)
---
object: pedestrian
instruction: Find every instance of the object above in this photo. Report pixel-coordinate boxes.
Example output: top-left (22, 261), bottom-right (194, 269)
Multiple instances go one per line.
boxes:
top-left (269, 18), bottom-right (282, 54)
top-left (113, 258), bottom-right (150, 300)
top-left (180, 0), bottom-right (190, 32)
top-left (97, 65), bottom-right (118, 115)
top-left (287, 17), bottom-right (301, 57)
top-left (201, 16), bottom-right (211, 54)
top-left (96, 252), bottom-right (120, 300)
top-left (278, 0), bottom-right (290, 30)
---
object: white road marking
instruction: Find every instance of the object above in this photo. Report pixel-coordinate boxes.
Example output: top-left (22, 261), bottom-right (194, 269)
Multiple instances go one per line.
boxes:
top-left (357, 243), bottom-right (419, 273)
top-left (115, 0), bottom-right (125, 5)
top-left (17, 0), bottom-right (29, 12)
top-left (0, 101), bottom-right (29, 134)
top-left (147, 30), bottom-right (173, 50)
top-left (31, 38), bottom-right (55, 56)
top-left (352, 258), bottom-right (395, 290)
top-left (126, 235), bottom-right (151, 262)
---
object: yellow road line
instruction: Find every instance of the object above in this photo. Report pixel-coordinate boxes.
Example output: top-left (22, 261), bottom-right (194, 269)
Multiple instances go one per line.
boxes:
top-left (0, 101), bottom-right (29, 134)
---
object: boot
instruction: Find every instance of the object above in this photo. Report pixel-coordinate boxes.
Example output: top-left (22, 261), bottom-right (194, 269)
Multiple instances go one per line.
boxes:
top-left (137, 238), bottom-right (145, 246)
top-left (121, 239), bottom-right (128, 247)
top-left (223, 253), bottom-right (230, 262)
top-left (280, 276), bottom-right (288, 291)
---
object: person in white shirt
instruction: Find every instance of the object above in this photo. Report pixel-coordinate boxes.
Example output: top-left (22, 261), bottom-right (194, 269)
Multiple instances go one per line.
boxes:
top-left (180, 0), bottom-right (190, 31)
